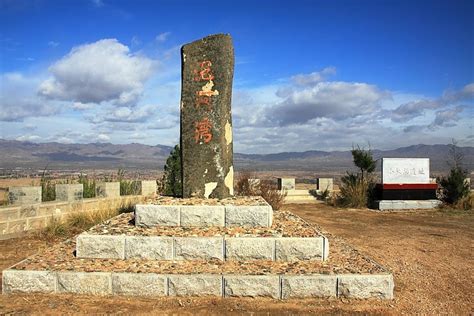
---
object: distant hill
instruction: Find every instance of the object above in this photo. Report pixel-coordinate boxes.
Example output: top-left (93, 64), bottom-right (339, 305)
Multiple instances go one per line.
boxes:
top-left (0, 139), bottom-right (472, 173)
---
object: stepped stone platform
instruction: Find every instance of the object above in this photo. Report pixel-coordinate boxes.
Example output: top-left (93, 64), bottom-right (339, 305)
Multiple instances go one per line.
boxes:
top-left (2, 230), bottom-right (393, 299)
top-left (2, 197), bottom-right (394, 300)
top-left (75, 210), bottom-right (328, 261)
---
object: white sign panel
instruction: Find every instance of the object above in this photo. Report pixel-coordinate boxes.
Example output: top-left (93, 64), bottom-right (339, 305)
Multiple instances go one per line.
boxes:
top-left (382, 158), bottom-right (430, 184)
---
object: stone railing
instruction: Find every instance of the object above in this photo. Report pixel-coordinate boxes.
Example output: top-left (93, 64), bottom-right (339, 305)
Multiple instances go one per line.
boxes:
top-left (0, 181), bottom-right (158, 240)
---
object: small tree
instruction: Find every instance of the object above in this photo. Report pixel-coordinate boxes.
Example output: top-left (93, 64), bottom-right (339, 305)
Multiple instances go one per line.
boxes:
top-left (437, 141), bottom-right (470, 205)
top-left (338, 145), bottom-right (377, 208)
top-left (162, 144), bottom-right (182, 197)
top-left (351, 145), bottom-right (377, 181)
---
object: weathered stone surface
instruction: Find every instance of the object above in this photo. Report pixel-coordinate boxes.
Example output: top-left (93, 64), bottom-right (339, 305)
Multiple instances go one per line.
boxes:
top-left (224, 275), bottom-right (280, 298)
top-left (337, 274), bottom-right (394, 299)
top-left (275, 237), bottom-right (324, 261)
top-left (0, 207), bottom-right (19, 222)
top-left (2, 270), bottom-right (56, 294)
top-left (125, 236), bottom-right (173, 259)
top-left (140, 180), bottom-right (157, 196)
top-left (181, 34), bottom-right (234, 199)
top-left (168, 275), bottom-right (222, 296)
top-left (278, 178), bottom-right (295, 191)
top-left (174, 237), bottom-right (224, 260)
top-left (378, 199), bottom-right (440, 211)
top-left (6, 219), bottom-right (27, 234)
top-left (225, 205), bottom-right (272, 227)
top-left (323, 236), bottom-right (329, 260)
top-left (8, 186), bottom-right (41, 205)
top-left (180, 205), bottom-right (225, 226)
top-left (317, 178), bottom-right (334, 191)
top-left (112, 273), bottom-right (167, 296)
top-left (225, 238), bottom-right (274, 261)
top-left (382, 158), bottom-right (430, 184)
top-left (281, 275), bottom-right (337, 298)
top-left (19, 205), bottom-right (39, 218)
top-left (55, 184), bottom-right (83, 202)
top-left (57, 272), bottom-right (111, 295)
top-left (135, 205), bottom-right (180, 227)
top-left (76, 234), bottom-right (125, 259)
top-left (96, 182), bottom-right (120, 198)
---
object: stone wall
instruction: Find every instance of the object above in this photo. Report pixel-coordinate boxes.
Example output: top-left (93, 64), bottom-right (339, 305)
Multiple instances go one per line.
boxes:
top-left (0, 195), bottom-right (147, 240)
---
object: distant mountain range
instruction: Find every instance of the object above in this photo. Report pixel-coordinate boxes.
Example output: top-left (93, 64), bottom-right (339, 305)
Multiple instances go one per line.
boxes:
top-left (0, 139), bottom-right (473, 174)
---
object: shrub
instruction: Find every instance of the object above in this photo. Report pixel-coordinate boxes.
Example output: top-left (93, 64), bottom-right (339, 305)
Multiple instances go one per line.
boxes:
top-left (260, 180), bottom-right (287, 210)
top-left (235, 171), bottom-right (259, 196)
top-left (40, 168), bottom-right (55, 202)
top-left (310, 188), bottom-right (330, 201)
top-left (39, 217), bottom-right (68, 241)
top-left (337, 172), bottom-right (372, 207)
top-left (438, 168), bottom-right (470, 205)
top-left (79, 173), bottom-right (96, 198)
top-left (454, 192), bottom-right (473, 210)
top-left (162, 145), bottom-right (182, 197)
top-left (235, 172), bottom-right (286, 210)
top-left (437, 141), bottom-right (470, 207)
top-left (117, 169), bottom-right (141, 195)
top-left (337, 145), bottom-right (377, 208)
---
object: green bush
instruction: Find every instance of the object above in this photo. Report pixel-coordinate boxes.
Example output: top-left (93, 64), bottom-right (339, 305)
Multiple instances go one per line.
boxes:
top-left (437, 141), bottom-right (470, 207)
top-left (438, 167), bottom-right (469, 205)
top-left (337, 145), bottom-right (377, 208)
top-left (162, 145), bottom-right (182, 197)
top-left (117, 169), bottom-right (141, 195)
top-left (79, 173), bottom-right (96, 198)
top-left (40, 168), bottom-right (56, 202)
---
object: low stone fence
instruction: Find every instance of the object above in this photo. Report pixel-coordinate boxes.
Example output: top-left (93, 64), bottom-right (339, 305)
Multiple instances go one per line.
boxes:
top-left (0, 180), bottom-right (159, 240)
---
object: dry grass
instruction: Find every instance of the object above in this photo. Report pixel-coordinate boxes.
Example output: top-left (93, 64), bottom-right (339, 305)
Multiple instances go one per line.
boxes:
top-left (235, 172), bottom-right (287, 210)
top-left (38, 201), bottom-right (135, 240)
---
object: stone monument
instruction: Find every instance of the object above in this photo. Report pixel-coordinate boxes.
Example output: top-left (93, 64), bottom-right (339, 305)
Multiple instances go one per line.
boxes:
top-left (376, 158), bottom-right (440, 210)
top-left (180, 34), bottom-right (234, 199)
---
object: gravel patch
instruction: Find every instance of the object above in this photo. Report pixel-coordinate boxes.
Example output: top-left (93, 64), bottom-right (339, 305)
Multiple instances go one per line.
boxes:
top-left (147, 196), bottom-right (268, 206)
top-left (86, 210), bottom-right (318, 238)
top-left (11, 234), bottom-right (385, 275)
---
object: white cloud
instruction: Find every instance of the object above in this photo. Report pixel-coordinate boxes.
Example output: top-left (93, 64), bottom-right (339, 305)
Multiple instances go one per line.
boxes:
top-left (267, 81), bottom-right (389, 126)
top-left (430, 106), bottom-right (464, 128)
top-left (291, 67), bottom-right (336, 86)
top-left (15, 135), bottom-right (42, 142)
top-left (38, 39), bottom-right (156, 106)
top-left (97, 134), bottom-right (110, 142)
top-left (155, 32), bottom-right (171, 42)
top-left (0, 72), bottom-right (60, 121)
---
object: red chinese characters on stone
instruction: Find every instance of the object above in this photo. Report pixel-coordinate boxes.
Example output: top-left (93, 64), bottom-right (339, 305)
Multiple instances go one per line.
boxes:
top-left (193, 61), bottom-right (214, 81)
top-left (194, 117), bottom-right (213, 143)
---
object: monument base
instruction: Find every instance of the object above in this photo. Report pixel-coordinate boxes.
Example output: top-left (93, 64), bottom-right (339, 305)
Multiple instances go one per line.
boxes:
top-left (377, 200), bottom-right (441, 211)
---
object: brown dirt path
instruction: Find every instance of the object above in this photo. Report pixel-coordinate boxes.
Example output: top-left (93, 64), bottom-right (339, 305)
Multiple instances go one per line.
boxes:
top-left (0, 204), bottom-right (473, 315)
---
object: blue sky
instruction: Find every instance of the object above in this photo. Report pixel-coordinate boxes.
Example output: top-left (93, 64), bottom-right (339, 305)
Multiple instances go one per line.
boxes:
top-left (1, 0), bottom-right (473, 153)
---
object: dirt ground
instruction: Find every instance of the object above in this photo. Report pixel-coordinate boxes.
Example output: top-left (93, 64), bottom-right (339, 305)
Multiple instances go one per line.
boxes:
top-left (0, 203), bottom-right (472, 315)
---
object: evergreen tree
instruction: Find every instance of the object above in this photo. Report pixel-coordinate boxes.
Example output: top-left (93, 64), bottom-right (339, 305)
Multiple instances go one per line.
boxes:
top-left (438, 141), bottom-right (469, 205)
top-left (163, 145), bottom-right (182, 197)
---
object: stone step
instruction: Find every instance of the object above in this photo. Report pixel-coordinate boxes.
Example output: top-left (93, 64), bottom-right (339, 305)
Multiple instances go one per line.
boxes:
top-left (76, 233), bottom-right (329, 262)
top-left (285, 189), bottom-right (314, 196)
top-left (135, 203), bottom-right (273, 228)
top-left (2, 269), bottom-right (394, 299)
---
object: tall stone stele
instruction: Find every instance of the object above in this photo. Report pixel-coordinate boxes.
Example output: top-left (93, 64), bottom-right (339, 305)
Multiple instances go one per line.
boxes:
top-left (180, 34), bottom-right (234, 199)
